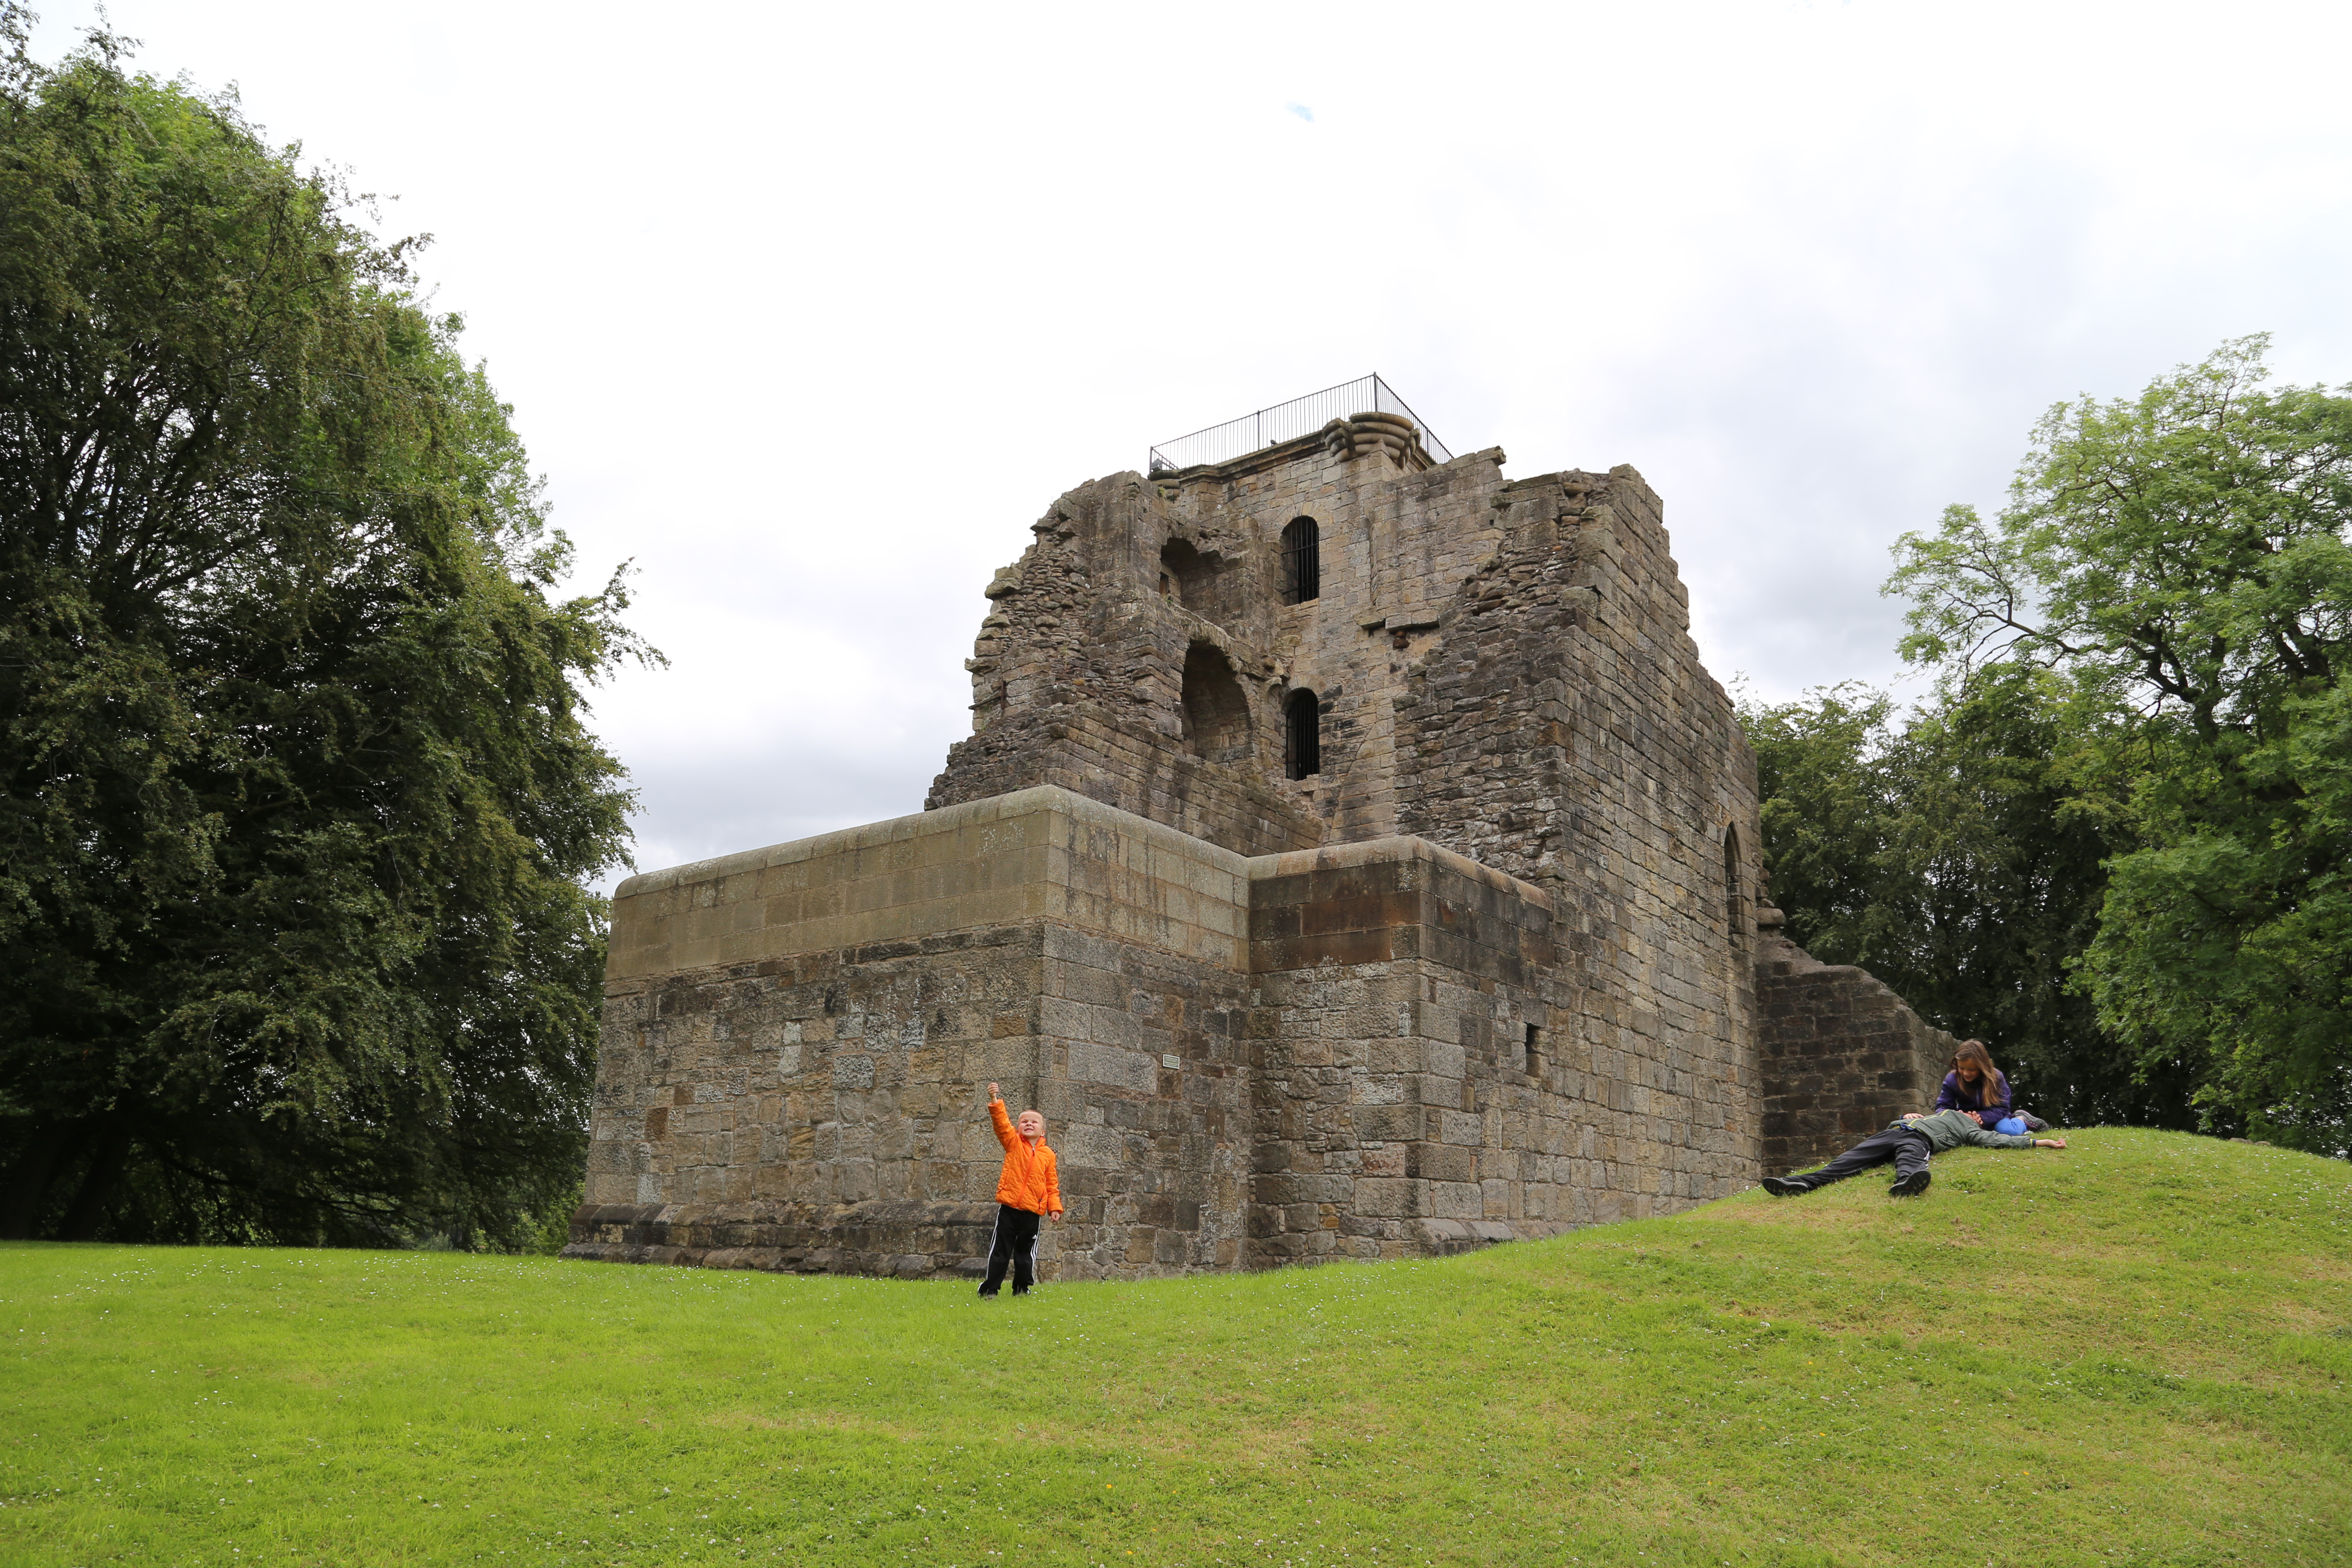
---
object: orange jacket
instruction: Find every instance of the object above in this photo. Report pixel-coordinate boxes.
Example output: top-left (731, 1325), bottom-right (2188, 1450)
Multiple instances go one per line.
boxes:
top-left (989, 1099), bottom-right (1062, 1215)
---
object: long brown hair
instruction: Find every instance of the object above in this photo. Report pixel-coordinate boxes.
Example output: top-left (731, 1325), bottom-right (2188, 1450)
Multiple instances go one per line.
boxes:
top-left (1953, 1039), bottom-right (2006, 1099)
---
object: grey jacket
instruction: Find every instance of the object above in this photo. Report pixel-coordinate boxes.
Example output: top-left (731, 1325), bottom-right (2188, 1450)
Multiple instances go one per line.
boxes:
top-left (1893, 1109), bottom-right (2037, 1153)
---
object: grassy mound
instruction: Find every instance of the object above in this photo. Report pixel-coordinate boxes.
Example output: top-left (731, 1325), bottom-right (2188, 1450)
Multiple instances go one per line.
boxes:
top-left (3, 1128), bottom-right (2348, 1567)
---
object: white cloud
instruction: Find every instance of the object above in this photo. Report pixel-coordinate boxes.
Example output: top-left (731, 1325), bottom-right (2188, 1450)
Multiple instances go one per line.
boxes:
top-left (33, 0), bottom-right (2352, 885)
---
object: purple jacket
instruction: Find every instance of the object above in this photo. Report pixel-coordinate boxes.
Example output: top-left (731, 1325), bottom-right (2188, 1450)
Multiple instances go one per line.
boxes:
top-left (1934, 1069), bottom-right (2012, 1125)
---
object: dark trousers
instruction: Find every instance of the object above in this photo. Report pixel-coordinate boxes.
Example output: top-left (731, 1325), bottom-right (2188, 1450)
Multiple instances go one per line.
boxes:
top-left (1785, 1127), bottom-right (1931, 1191)
top-left (979, 1203), bottom-right (1042, 1295)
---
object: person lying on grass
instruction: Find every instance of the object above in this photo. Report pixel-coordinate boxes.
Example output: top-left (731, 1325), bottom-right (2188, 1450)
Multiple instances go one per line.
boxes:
top-left (978, 1082), bottom-right (1062, 1298)
top-left (1761, 1109), bottom-right (2067, 1199)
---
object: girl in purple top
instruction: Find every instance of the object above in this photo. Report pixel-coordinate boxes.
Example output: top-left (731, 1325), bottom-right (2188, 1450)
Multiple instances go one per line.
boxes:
top-left (1935, 1039), bottom-right (2021, 1127)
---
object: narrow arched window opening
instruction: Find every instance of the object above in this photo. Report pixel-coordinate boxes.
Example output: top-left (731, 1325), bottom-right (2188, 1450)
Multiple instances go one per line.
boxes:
top-left (1281, 517), bottom-right (1320, 604)
top-left (1283, 688), bottom-right (1320, 780)
top-left (1724, 825), bottom-right (1745, 941)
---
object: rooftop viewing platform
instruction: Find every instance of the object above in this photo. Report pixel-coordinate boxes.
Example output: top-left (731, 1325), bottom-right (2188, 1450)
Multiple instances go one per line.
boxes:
top-left (1147, 374), bottom-right (1453, 474)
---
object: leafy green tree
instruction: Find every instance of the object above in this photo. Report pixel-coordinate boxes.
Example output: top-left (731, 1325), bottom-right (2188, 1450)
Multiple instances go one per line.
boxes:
top-left (0, 15), bottom-right (652, 1243)
top-left (1890, 337), bottom-right (2352, 1153)
top-left (1742, 669), bottom-right (2180, 1129)
top-left (1740, 682), bottom-right (1898, 968)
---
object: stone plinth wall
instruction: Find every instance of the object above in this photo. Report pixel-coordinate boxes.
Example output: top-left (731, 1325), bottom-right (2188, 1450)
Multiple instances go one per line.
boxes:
top-left (1755, 931), bottom-right (1957, 1173)
top-left (575, 788), bottom-right (1256, 1282)
top-left (1247, 838), bottom-right (1560, 1262)
top-left (602, 782), bottom-right (1248, 980)
top-left (575, 786), bottom-right (1775, 1282)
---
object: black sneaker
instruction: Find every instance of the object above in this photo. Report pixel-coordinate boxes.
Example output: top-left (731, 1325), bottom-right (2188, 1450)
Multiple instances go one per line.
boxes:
top-left (1889, 1169), bottom-right (1932, 1197)
top-left (1760, 1177), bottom-right (1803, 1197)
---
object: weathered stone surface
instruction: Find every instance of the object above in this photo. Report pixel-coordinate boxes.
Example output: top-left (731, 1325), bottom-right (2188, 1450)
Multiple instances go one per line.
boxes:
top-left (1753, 913), bottom-right (1957, 1173)
top-left (578, 788), bottom-right (1256, 1281)
top-left (578, 406), bottom-right (1945, 1281)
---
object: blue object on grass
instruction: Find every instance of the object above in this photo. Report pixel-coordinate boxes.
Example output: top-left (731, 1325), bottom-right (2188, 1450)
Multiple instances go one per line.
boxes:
top-left (1994, 1116), bottom-right (2028, 1136)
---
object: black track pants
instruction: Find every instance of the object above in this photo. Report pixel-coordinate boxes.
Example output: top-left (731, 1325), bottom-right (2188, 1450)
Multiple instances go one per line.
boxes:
top-left (980, 1203), bottom-right (1043, 1295)
top-left (1783, 1127), bottom-right (1931, 1191)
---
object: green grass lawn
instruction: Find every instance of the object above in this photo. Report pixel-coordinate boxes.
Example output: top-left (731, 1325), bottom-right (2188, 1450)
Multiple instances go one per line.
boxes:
top-left (4, 1128), bottom-right (2349, 1568)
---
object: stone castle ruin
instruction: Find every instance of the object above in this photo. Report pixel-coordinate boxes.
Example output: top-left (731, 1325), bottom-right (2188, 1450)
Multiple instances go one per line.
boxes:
top-left (570, 377), bottom-right (1960, 1280)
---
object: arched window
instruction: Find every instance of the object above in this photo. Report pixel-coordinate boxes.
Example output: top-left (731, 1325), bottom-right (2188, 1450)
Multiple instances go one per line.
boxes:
top-left (1283, 688), bottom-right (1320, 780)
top-left (1724, 825), bottom-right (1745, 940)
top-left (1281, 517), bottom-right (1320, 604)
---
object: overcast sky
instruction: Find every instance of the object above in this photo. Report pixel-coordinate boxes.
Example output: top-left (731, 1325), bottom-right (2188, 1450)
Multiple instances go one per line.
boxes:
top-left (30, 1), bottom-right (2352, 883)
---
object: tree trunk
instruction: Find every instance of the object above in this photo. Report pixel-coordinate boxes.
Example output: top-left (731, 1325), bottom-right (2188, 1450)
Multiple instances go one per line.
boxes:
top-left (0, 1122), bottom-right (77, 1239)
top-left (55, 1121), bottom-right (133, 1241)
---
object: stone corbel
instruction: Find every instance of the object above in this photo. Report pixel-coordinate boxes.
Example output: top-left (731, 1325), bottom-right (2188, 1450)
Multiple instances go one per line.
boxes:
top-left (1341, 410), bottom-right (1433, 470)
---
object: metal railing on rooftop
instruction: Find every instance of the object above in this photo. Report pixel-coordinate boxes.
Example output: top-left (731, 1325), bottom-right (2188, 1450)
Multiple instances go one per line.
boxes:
top-left (1147, 374), bottom-right (1452, 475)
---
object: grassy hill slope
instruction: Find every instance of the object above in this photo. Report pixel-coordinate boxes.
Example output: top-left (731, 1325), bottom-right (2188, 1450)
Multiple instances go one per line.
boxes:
top-left (3, 1128), bottom-right (2348, 1568)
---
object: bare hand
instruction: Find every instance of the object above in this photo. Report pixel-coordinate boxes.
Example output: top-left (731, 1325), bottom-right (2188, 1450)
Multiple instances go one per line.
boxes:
top-left (1972, 1111), bottom-right (1989, 1125)
top-left (1048, 1212), bottom-right (1061, 1224)
top-left (988, 1082), bottom-right (999, 1100)
top-left (2037, 1137), bottom-right (2067, 1148)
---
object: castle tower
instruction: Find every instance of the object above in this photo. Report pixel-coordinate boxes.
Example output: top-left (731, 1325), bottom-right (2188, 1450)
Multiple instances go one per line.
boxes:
top-left (571, 380), bottom-right (1959, 1280)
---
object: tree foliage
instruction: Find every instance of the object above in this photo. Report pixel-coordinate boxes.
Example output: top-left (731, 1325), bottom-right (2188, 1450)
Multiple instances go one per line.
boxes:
top-left (0, 15), bottom-right (652, 1243)
top-left (1886, 337), bottom-right (2352, 1153)
top-left (1740, 668), bottom-right (2191, 1130)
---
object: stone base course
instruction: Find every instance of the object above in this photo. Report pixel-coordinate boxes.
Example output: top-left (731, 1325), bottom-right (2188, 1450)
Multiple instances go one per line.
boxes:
top-left (575, 786), bottom-right (1808, 1280)
top-left (567, 1199), bottom-right (998, 1278)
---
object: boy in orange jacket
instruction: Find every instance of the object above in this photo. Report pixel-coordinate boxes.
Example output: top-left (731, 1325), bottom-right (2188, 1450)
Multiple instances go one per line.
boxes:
top-left (978, 1081), bottom-right (1061, 1297)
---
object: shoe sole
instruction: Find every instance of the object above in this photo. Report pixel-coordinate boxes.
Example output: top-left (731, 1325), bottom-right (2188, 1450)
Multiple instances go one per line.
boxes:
top-left (1889, 1173), bottom-right (1932, 1197)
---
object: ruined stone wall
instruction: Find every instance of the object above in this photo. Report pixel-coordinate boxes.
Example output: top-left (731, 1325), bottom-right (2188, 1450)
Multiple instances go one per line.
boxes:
top-left (928, 419), bottom-right (1516, 856)
top-left (1754, 922), bottom-right (1957, 1174)
top-left (1389, 465), bottom-right (1767, 1217)
top-left (934, 707), bottom-right (1322, 860)
top-left (1145, 427), bottom-right (1512, 845)
top-left (927, 472), bottom-right (1319, 856)
top-left (1545, 466), bottom-right (1764, 1206)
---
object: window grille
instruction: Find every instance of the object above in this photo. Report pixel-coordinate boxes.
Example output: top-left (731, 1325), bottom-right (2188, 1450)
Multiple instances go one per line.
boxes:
top-left (1281, 518), bottom-right (1320, 604)
top-left (1283, 688), bottom-right (1320, 780)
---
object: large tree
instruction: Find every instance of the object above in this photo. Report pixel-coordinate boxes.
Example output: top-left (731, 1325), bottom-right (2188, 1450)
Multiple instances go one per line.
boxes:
top-left (1740, 668), bottom-right (2183, 1130)
top-left (1889, 337), bottom-right (2352, 1154)
top-left (0, 15), bottom-right (651, 1243)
